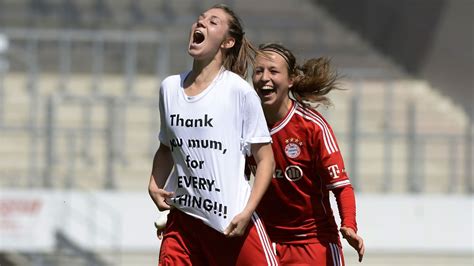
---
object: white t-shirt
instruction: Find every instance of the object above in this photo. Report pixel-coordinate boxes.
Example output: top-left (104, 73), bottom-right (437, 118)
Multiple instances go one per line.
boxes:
top-left (158, 69), bottom-right (271, 233)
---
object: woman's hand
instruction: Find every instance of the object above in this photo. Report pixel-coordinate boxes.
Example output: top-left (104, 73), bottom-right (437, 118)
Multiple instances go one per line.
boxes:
top-left (340, 226), bottom-right (365, 262)
top-left (151, 189), bottom-right (174, 211)
top-left (223, 210), bottom-right (252, 237)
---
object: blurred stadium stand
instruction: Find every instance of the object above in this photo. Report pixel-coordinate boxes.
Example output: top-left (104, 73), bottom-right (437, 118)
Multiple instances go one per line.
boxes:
top-left (0, 0), bottom-right (472, 265)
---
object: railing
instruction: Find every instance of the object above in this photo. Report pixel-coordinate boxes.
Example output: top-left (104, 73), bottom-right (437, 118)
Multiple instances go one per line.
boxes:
top-left (338, 76), bottom-right (472, 194)
top-left (56, 190), bottom-right (121, 266)
top-left (0, 29), bottom-right (472, 194)
top-left (42, 92), bottom-right (157, 189)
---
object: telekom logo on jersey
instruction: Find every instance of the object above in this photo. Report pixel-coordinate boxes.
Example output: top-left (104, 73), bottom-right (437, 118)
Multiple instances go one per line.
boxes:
top-left (327, 164), bottom-right (340, 179)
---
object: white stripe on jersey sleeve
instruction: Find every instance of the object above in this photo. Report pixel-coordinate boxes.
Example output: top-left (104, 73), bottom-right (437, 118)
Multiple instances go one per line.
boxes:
top-left (295, 109), bottom-right (338, 154)
top-left (296, 106), bottom-right (339, 153)
top-left (326, 180), bottom-right (351, 190)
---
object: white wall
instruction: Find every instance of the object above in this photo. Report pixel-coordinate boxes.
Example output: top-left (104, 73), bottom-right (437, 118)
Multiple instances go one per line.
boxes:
top-left (332, 194), bottom-right (474, 253)
top-left (0, 190), bottom-right (472, 254)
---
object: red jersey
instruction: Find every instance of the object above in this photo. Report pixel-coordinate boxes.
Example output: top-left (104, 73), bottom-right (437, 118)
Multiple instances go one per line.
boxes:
top-left (247, 101), bottom-right (357, 244)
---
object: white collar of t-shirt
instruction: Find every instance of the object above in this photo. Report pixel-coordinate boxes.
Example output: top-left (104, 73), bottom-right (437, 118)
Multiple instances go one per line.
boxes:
top-left (180, 67), bottom-right (226, 102)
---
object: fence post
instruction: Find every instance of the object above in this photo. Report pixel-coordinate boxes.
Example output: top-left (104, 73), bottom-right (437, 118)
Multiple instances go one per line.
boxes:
top-left (0, 66), bottom-right (4, 126)
top-left (104, 97), bottom-right (117, 189)
top-left (91, 33), bottom-right (104, 94)
top-left (0, 33), bottom-right (8, 126)
top-left (448, 136), bottom-right (458, 193)
top-left (348, 82), bottom-right (360, 191)
top-left (124, 34), bottom-right (136, 95)
top-left (117, 98), bottom-right (128, 165)
top-left (80, 98), bottom-right (93, 164)
top-left (65, 130), bottom-right (77, 189)
top-left (157, 32), bottom-right (170, 80)
top-left (466, 119), bottom-right (473, 194)
top-left (383, 81), bottom-right (394, 192)
top-left (27, 34), bottom-right (40, 187)
top-left (58, 32), bottom-right (71, 92)
top-left (43, 95), bottom-right (56, 188)
top-left (406, 101), bottom-right (421, 193)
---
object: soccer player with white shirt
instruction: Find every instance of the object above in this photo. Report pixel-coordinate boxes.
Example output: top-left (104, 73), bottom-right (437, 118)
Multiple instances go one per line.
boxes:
top-left (247, 43), bottom-right (365, 265)
top-left (148, 4), bottom-right (277, 266)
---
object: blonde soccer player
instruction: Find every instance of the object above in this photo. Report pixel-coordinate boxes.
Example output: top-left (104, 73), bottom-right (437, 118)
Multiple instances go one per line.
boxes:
top-left (247, 43), bottom-right (365, 265)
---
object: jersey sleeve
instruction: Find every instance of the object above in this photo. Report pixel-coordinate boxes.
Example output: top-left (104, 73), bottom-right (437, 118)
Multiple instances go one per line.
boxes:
top-left (312, 114), bottom-right (351, 190)
top-left (333, 185), bottom-right (358, 232)
top-left (241, 90), bottom-right (272, 156)
top-left (158, 84), bottom-right (169, 146)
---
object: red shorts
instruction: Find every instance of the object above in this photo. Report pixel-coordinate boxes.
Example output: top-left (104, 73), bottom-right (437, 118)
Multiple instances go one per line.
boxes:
top-left (275, 242), bottom-right (344, 266)
top-left (159, 209), bottom-right (278, 266)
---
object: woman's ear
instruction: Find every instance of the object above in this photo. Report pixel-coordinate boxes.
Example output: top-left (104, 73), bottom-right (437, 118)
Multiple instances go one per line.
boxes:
top-left (221, 37), bottom-right (235, 49)
top-left (288, 75), bottom-right (295, 88)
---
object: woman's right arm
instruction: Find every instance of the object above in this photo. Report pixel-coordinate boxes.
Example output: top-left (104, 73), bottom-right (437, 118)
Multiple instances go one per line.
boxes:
top-left (148, 143), bottom-right (174, 211)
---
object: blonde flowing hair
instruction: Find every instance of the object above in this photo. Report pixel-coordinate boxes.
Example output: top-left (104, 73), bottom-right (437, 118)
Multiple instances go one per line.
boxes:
top-left (258, 42), bottom-right (342, 108)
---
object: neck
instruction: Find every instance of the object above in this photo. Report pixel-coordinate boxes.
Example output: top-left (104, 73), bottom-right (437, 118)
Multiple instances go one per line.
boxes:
top-left (184, 53), bottom-right (224, 89)
top-left (263, 97), bottom-right (292, 126)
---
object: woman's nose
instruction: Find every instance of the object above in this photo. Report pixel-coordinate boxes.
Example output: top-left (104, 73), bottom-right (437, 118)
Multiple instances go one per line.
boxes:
top-left (196, 19), bottom-right (205, 28)
top-left (261, 70), bottom-right (270, 81)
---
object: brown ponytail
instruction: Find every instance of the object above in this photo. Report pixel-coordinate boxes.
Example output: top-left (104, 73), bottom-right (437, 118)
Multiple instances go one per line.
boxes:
top-left (212, 4), bottom-right (257, 79)
top-left (292, 57), bottom-right (341, 107)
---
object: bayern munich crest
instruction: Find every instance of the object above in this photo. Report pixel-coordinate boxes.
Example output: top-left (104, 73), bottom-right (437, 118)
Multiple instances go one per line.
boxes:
top-left (284, 138), bottom-right (302, 158)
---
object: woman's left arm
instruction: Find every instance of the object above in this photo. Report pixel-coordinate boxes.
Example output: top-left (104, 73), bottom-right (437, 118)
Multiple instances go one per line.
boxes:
top-left (224, 143), bottom-right (274, 237)
top-left (333, 185), bottom-right (365, 262)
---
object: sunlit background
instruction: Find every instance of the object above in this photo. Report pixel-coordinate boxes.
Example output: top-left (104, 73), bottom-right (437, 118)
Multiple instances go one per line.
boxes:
top-left (0, 0), bottom-right (472, 265)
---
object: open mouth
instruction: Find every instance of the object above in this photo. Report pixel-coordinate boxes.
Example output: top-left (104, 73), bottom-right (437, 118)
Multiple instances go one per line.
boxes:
top-left (260, 86), bottom-right (273, 91)
top-left (260, 85), bottom-right (274, 92)
top-left (193, 30), bottom-right (205, 44)
top-left (259, 86), bottom-right (275, 95)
